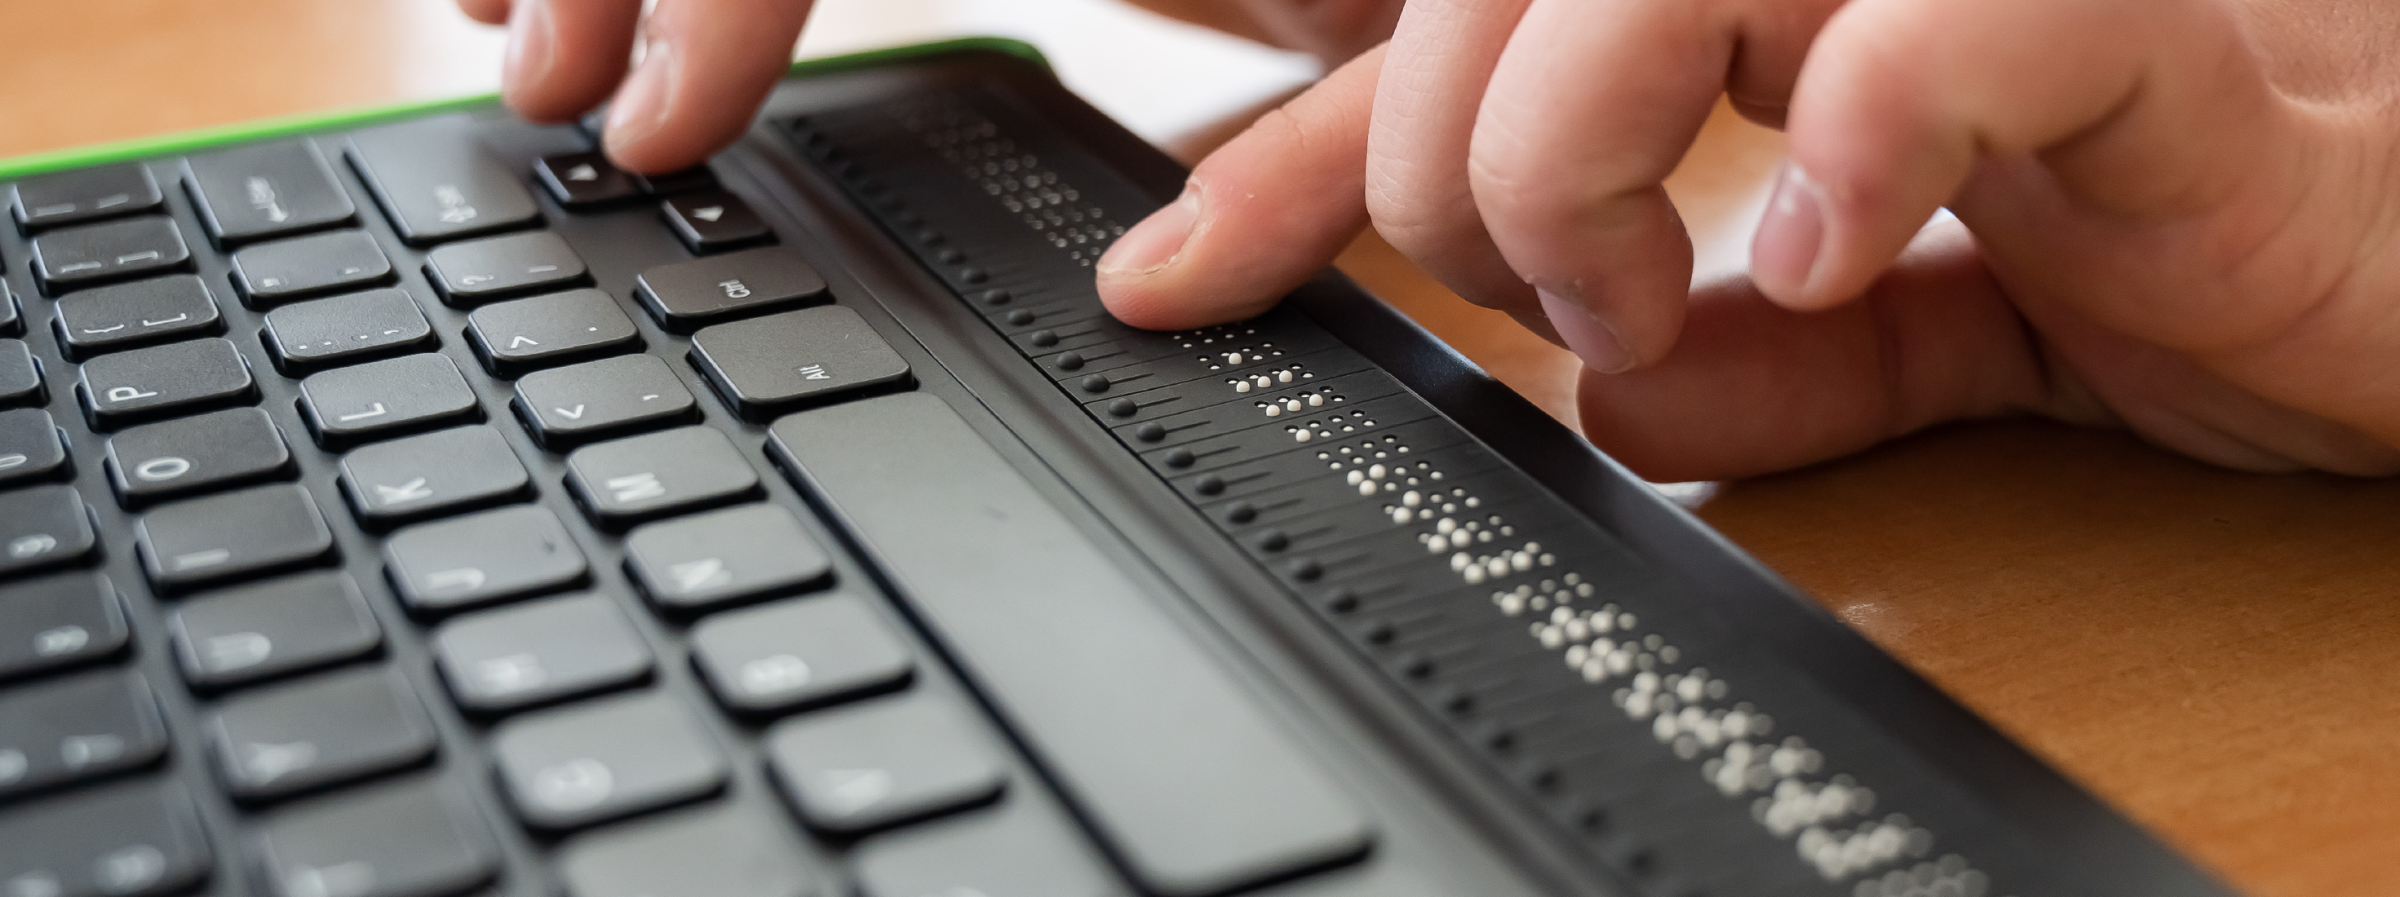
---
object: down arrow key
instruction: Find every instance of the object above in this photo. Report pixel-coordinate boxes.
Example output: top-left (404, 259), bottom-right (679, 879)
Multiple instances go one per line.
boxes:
top-left (511, 355), bottom-right (699, 450)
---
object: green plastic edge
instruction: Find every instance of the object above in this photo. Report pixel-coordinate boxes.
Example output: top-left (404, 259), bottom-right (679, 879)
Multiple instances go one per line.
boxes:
top-left (0, 35), bottom-right (1049, 181)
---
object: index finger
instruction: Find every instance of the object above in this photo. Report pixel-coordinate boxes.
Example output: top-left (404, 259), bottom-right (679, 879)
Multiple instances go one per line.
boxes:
top-left (1466, 0), bottom-right (1842, 369)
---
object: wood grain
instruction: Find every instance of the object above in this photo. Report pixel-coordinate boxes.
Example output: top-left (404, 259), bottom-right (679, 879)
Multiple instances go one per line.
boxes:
top-left (10, 2), bottom-right (2387, 893)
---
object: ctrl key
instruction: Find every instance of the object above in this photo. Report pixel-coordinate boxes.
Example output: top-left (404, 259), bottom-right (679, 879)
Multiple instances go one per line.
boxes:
top-left (255, 777), bottom-right (498, 897)
top-left (0, 780), bottom-right (213, 897)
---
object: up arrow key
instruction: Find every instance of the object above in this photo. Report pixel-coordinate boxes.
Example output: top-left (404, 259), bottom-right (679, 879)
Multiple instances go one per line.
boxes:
top-left (566, 164), bottom-right (599, 182)
top-left (508, 336), bottom-right (541, 349)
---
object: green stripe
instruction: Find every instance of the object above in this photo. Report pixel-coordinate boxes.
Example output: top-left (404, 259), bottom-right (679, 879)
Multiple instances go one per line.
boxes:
top-left (0, 36), bottom-right (1048, 181)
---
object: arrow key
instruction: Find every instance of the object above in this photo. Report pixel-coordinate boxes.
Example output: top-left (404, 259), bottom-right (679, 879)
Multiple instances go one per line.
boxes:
top-left (338, 425), bottom-right (532, 528)
top-left (661, 190), bottom-right (771, 254)
top-left (205, 666), bottom-right (436, 802)
top-left (467, 288), bottom-right (642, 377)
top-left (511, 355), bottom-right (698, 450)
top-left (534, 152), bottom-right (638, 208)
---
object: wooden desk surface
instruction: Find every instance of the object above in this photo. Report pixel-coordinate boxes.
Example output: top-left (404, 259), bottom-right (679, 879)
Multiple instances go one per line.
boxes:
top-left (10, 3), bottom-right (2395, 893)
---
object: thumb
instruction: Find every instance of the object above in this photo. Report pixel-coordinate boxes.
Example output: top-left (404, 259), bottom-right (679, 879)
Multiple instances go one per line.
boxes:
top-left (1097, 45), bottom-right (1386, 330)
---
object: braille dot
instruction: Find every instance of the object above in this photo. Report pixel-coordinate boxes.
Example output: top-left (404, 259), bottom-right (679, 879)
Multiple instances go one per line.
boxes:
top-left (1133, 423), bottom-right (1167, 443)
top-left (1079, 375), bottom-right (1112, 395)
top-left (977, 288), bottom-right (1012, 306)
top-left (1224, 502), bottom-right (1258, 524)
top-left (1255, 530), bottom-right (1290, 552)
top-left (936, 248), bottom-right (967, 265)
top-left (959, 267), bottom-right (989, 284)
top-left (1400, 653), bottom-right (1435, 679)
top-left (1362, 620), bottom-right (1395, 645)
top-left (1054, 352), bottom-right (1085, 371)
top-left (1027, 330), bottom-right (1059, 348)
top-left (1106, 398), bottom-right (1139, 418)
top-left (1288, 558), bottom-right (1324, 582)
top-left (1005, 309), bottom-right (1036, 326)
top-left (1164, 448), bottom-right (1196, 468)
top-left (1194, 475), bottom-right (1227, 496)
top-left (1323, 590), bottom-right (1359, 613)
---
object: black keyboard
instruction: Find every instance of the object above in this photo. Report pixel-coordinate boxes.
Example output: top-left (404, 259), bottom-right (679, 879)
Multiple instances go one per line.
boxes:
top-left (0, 42), bottom-right (2234, 897)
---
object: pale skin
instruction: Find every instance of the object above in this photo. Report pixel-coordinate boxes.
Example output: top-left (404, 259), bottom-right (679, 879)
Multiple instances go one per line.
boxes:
top-left (458, 0), bottom-right (2400, 481)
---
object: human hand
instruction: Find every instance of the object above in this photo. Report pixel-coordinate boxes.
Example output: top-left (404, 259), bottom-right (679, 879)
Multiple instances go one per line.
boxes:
top-left (453, 0), bottom-right (1403, 172)
top-left (1096, 0), bottom-right (2400, 480)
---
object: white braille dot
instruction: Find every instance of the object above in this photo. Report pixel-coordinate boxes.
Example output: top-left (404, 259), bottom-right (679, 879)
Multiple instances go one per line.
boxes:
top-left (1264, 405), bottom-right (1282, 417)
top-left (1278, 370), bottom-right (1294, 383)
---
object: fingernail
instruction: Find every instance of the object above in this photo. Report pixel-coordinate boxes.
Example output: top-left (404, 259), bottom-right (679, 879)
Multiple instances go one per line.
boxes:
top-left (1752, 160), bottom-right (1827, 301)
top-left (1097, 185), bottom-right (1202, 277)
top-left (606, 39), bottom-right (675, 151)
top-left (503, 0), bottom-right (556, 87)
top-left (1536, 284), bottom-right (1636, 374)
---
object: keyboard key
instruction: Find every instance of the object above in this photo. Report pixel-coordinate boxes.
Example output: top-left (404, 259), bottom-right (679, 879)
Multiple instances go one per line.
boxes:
top-left (0, 669), bottom-right (168, 800)
top-left (765, 694), bottom-right (1005, 833)
top-left (105, 407), bottom-right (294, 506)
top-left (631, 166), bottom-right (717, 195)
top-left (255, 777), bottom-right (499, 897)
top-left (208, 666), bottom-right (438, 801)
top-left (297, 353), bottom-right (480, 449)
top-left (338, 425), bottom-right (530, 527)
top-left (511, 354), bottom-right (698, 449)
top-left (564, 426), bottom-right (759, 527)
top-left (183, 138), bottom-right (357, 245)
top-left (465, 288), bottom-right (641, 376)
top-left (690, 307), bottom-right (911, 420)
top-left (0, 485), bottom-right (98, 579)
top-left (491, 691), bottom-right (727, 831)
top-left (349, 116), bottom-right (542, 244)
top-left (0, 572), bottom-right (126, 682)
top-left (433, 593), bottom-right (651, 713)
top-left (634, 247), bottom-right (827, 331)
top-left (0, 280), bottom-right (19, 336)
top-left (0, 340), bottom-right (44, 406)
top-left (691, 594), bottom-right (908, 713)
top-left (0, 780), bottom-right (213, 897)
top-left (77, 337), bottom-right (255, 429)
top-left (384, 506), bottom-right (588, 614)
top-left (136, 483), bottom-right (336, 591)
top-left (10, 164), bottom-right (163, 232)
top-left (557, 805), bottom-right (820, 897)
top-left (770, 394), bottom-right (1374, 896)
top-left (625, 504), bottom-right (832, 611)
top-left (0, 407), bottom-right (70, 488)
top-left (260, 287), bottom-right (436, 374)
top-left (424, 231), bottom-right (588, 305)
top-left (662, 190), bottom-right (772, 253)
top-left (852, 803), bottom-right (1122, 897)
top-left (534, 152), bottom-right (639, 208)
top-left (169, 572), bottom-right (382, 689)
top-left (231, 229), bottom-right (395, 307)
top-left (32, 216), bottom-right (191, 293)
top-left (52, 274), bottom-right (222, 359)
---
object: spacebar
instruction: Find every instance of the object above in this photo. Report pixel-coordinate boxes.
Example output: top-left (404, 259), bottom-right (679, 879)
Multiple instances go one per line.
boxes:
top-left (768, 393), bottom-right (1372, 897)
